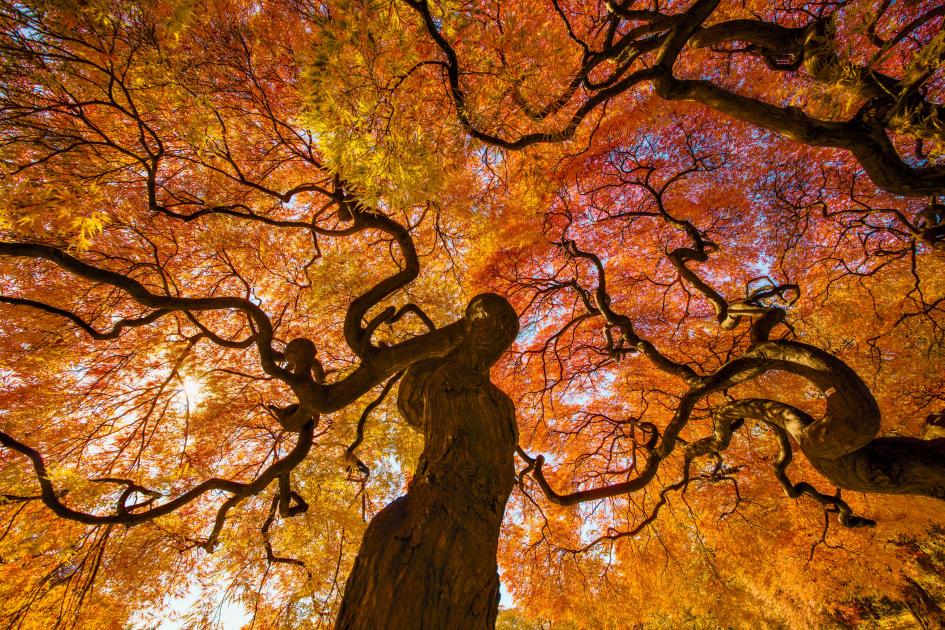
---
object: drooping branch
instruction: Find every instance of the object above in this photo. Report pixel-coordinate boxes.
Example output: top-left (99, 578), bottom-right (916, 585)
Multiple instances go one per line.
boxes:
top-left (560, 239), bottom-right (702, 385)
top-left (0, 242), bottom-right (285, 377)
top-left (762, 408), bottom-right (875, 528)
top-left (261, 494), bottom-right (310, 574)
top-left (345, 371), bottom-right (403, 481)
top-left (0, 295), bottom-right (172, 340)
top-left (0, 421), bottom-right (315, 527)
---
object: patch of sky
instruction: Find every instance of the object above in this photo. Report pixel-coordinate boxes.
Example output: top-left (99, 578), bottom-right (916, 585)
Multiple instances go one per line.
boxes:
top-left (749, 253), bottom-right (775, 276)
top-left (14, 15), bottom-right (43, 45)
top-left (379, 453), bottom-right (403, 476)
top-left (539, 450), bottom-right (562, 467)
top-left (499, 581), bottom-right (515, 608)
top-left (284, 194), bottom-right (309, 218)
top-left (469, 146), bottom-right (504, 196)
top-left (576, 507), bottom-right (617, 561)
top-left (129, 579), bottom-right (251, 629)
top-left (518, 317), bottom-right (539, 345)
top-left (0, 366), bottom-right (21, 384)
top-left (67, 361), bottom-right (91, 384)
top-left (556, 369), bottom-right (618, 409)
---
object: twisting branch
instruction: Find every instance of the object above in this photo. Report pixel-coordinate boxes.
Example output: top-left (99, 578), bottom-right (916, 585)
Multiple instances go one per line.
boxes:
top-left (0, 296), bottom-right (172, 340)
top-left (337, 191), bottom-right (423, 360)
top-left (560, 239), bottom-right (702, 385)
top-left (261, 494), bottom-right (310, 575)
top-left (0, 421), bottom-right (315, 527)
top-left (91, 478), bottom-right (162, 515)
top-left (0, 239), bottom-right (453, 419)
top-left (345, 371), bottom-right (404, 482)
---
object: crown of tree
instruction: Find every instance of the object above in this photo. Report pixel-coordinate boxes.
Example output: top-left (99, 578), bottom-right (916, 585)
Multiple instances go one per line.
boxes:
top-left (0, 0), bottom-right (943, 627)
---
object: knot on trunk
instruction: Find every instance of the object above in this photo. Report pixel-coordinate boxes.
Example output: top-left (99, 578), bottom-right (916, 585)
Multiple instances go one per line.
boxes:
top-left (924, 411), bottom-right (945, 440)
top-left (398, 294), bottom-right (518, 431)
top-left (459, 292), bottom-right (519, 369)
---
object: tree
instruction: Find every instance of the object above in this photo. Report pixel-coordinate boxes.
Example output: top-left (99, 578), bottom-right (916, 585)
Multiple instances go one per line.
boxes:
top-left (0, 0), bottom-right (942, 627)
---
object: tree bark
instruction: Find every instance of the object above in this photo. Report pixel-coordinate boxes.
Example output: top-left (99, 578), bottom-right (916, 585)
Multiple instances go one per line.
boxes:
top-left (336, 294), bottom-right (519, 630)
top-left (715, 342), bottom-right (945, 500)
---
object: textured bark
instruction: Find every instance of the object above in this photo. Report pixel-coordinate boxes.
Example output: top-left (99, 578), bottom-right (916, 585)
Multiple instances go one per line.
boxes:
top-left (815, 437), bottom-right (945, 499)
top-left (715, 342), bottom-right (945, 500)
top-left (336, 294), bottom-right (519, 630)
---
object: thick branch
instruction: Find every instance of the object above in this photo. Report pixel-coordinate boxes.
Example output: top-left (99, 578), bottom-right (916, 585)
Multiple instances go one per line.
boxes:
top-left (0, 421), bottom-right (314, 526)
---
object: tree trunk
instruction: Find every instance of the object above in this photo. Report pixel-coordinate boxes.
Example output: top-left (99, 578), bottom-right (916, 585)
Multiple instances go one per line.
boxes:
top-left (336, 294), bottom-right (519, 630)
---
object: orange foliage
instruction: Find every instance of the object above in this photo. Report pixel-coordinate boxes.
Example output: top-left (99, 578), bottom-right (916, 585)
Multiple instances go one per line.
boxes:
top-left (0, 0), bottom-right (943, 627)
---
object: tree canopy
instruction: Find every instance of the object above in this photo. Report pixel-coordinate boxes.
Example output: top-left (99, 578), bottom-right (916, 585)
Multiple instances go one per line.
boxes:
top-left (0, 0), bottom-right (943, 627)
